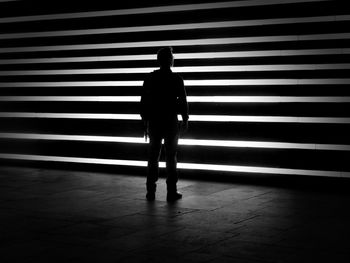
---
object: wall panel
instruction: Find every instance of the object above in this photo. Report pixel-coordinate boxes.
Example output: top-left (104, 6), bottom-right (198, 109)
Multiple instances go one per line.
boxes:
top-left (0, 0), bottom-right (349, 178)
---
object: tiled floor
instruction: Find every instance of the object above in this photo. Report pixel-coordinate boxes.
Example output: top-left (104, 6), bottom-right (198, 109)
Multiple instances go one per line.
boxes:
top-left (1, 166), bottom-right (350, 263)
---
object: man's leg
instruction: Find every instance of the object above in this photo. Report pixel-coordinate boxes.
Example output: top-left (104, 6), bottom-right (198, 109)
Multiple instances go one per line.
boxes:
top-left (146, 134), bottom-right (162, 200)
top-left (164, 132), bottom-right (182, 201)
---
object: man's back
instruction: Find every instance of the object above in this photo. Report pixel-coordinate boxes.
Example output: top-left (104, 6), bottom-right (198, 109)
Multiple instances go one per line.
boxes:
top-left (141, 68), bottom-right (188, 122)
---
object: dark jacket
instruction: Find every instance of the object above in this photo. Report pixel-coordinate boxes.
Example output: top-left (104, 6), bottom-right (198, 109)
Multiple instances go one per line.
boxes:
top-left (140, 68), bottom-right (189, 123)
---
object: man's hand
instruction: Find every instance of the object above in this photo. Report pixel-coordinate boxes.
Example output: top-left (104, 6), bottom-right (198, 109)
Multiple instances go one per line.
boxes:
top-left (179, 120), bottom-right (188, 137)
top-left (143, 121), bottom-right (149, 141)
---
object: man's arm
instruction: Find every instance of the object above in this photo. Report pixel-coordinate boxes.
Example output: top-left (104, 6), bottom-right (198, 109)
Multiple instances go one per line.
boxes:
top-left (177, 77), bottom-right (189, 134)
top-left (140, 77), bottom-right (149, 121)
top-left (178, 77), bottom-right (189, 121)
top-left (140, 76), bottom-right (151, 140)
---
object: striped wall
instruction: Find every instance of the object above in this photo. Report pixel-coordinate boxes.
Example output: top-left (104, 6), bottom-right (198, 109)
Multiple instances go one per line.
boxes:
top-left (0, 0), bottom-right (349, 178)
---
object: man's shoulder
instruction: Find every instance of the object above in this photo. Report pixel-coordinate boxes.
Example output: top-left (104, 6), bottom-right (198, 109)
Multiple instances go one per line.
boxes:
top-left (147, 69), bottom-right (183, 83)
top-left (148, 69), bottom-right (162, 78)
top-left (144, 70), bottom-right (158, 81)
top-left (172, 72), bottom-right (184, 82)
top-left (172, 72), bottom-right (183, 78)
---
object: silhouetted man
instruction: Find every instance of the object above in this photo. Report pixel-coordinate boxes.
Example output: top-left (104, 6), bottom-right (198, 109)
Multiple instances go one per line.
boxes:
top-left (140, 47), bottom-right (189, 202)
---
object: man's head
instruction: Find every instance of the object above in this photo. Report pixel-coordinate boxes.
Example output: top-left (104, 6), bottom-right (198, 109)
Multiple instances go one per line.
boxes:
top-left (157, 47), bottom-right (174, 68)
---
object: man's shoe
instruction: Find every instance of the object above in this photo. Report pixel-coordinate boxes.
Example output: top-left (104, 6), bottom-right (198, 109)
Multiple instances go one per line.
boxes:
top-left (146, 192), bottom-right (155, 201)
top-left (166, 191), bottom-right (182, 202)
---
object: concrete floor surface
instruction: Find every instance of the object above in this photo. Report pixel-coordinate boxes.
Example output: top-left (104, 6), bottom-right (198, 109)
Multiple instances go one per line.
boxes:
top-left (1, 166), bottom-right (350, 263)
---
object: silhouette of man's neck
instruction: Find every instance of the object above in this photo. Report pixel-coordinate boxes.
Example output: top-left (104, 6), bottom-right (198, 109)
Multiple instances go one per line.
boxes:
top-left (160, 66), bottom-right (172, 72)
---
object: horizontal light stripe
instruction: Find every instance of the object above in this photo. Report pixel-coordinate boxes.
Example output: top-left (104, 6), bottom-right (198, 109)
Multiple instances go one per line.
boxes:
top-left (1, 33), bottom-right (349, 54)
top-left (1, 64), bottom-right (349, 76)
top-left (0, 112), bottom-right (140, 120)
top-left (0, 96), bottom-right (142, 102)
top-left (1, 96), bottom-right (350, 103)
top-left (2, 15), bottom-right (349, 40)
top-left (1, 112), bottom-right (349, 123)
top-left (0, 81), bottom-right (142, 87)
top-left (0, 0), bottom-right (328, 23)
top-left (189, 115), bottom-right (350, 123)
top-left (1, 79), bottom-right (350, 87)
top-left (187, 96), bottom-right (350, 103)
top-left (1, 49), bottom-right (349, 65)
top-left (0, 153), bottom-right (348, 178)
top-left (1, 133), bottom-right (349, 151)
top-left (0, 112), bottom-right (138, 120)
top-left (180, 138), bottom-right (350, 151)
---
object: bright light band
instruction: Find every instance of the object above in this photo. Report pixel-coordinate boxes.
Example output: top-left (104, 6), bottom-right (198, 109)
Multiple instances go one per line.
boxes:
top-left (1, 64), bottom-right (349, 76)
top-left (1, 79), bottom-right (350, 87)
top-left (1, 15), bottom-right (349, 40)
top-left (0, 0), bottom-right (328, 23)
top-left (1, 96), bottom-right (350, 103)
top-left (0, 153), bottom-right (348, 178)
top-left (1, 112), bottom-right (349, 123)
top-left (1, 33), bottom-right (349, 53)
top-left (1, 132), bottom-right (349, 151)
top-left (1, 49), bottom-right (349, 65)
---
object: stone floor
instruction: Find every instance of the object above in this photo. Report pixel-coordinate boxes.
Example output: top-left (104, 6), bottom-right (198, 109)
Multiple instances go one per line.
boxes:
top-left (1, 165), bottom-right (350, 263)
